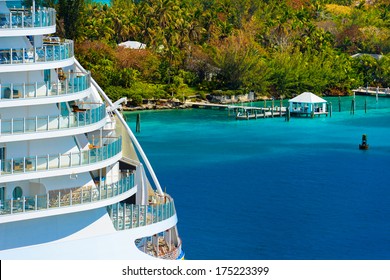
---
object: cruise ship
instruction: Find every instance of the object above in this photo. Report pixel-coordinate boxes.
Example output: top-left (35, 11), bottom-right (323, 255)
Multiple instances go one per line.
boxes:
top-left (0, 0), bottom-right (183, 259)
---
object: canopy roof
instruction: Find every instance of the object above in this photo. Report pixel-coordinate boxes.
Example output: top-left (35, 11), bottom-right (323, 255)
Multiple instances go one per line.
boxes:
top-left (118, 41), bottom-right (146, 49)
top-left (288, 92), bottom-right (327, 103)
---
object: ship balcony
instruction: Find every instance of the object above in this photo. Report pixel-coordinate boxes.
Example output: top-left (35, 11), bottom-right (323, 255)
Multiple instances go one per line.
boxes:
top-left (0, 137), bottom-right (122, 183)
top-left (137, 236), bottom-right (184, 260)
top-left (0, 103), bottom-right (107, 143)
top-left (0, 174), bottom-right (135, 221)
top-left (108, 194), bottom-right (176, 231)
top-left (0, 7), bottom-right (56, 36)
top-left (0, 72), bottom-right (91, 108)
top-left (0, 39), bottom-right (74, 72)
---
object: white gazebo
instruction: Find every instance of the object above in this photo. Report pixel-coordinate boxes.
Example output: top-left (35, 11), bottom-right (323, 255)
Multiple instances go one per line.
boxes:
top-left (288, 92), bottom-right (328, 117)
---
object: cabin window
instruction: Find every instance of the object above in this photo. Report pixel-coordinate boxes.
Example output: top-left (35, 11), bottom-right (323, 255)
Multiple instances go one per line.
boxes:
top-left (13, 186), bottom-right (23, 199)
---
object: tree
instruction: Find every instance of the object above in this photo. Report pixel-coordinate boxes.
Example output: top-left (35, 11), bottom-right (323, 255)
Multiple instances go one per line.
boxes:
top-left (57, 0), bottom-right (85, 40)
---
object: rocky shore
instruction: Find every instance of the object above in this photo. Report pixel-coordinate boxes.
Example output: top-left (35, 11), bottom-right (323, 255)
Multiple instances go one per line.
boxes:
top-left (122, 94), bottom-right (271, 111)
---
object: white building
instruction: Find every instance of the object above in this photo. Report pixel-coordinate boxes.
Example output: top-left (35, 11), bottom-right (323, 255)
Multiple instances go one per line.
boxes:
top-left (288, 92), bottom-right (328, 117)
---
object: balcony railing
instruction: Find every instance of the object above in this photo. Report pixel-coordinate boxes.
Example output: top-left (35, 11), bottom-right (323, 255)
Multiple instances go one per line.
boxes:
top-left (108, 197), bottom-right (176, 230)
top-left (0, 72), bottom-right (91, 100)
top-left (0, 40), bottom-right (73, 65)
top-left (0, 175), bottom-right (134, 216)
top-left (0, 137), bottom-right (122, 176)
top-left (0, 7), bottom-right (56, 29)
top-left (0, 103), bottom-right (106, 135)
top-left (140, 237), bottom-right (183, 260)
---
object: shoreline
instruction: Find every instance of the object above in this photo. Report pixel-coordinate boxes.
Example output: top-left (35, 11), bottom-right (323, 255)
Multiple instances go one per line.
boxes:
top-left (122, 96), bottom-right (273, 112)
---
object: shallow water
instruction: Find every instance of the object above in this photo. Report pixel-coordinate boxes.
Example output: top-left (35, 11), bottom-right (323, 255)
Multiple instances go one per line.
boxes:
top-left (125, 96), bottom-right (390, 260)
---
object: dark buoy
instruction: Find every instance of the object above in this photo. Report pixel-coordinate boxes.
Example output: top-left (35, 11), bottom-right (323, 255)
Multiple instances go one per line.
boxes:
top-left (136, 113), bottom-right (141, 133)
top-left (359, 134), bottom-right (369, 150)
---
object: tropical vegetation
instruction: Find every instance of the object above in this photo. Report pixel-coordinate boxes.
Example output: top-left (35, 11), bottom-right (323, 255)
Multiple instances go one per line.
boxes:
top-left (35, 0), bottom-right (390, 104)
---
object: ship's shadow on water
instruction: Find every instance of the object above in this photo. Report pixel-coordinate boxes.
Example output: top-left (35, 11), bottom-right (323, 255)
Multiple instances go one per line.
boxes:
top-left (130, 103), bottom-right (390, 260)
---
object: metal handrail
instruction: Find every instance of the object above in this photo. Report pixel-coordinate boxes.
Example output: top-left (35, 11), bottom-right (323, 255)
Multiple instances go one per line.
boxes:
top-left (0, 72), bottom-right (91, 100)
top-left (0, 103), bottom-right (106, 135)
top-left (0, 175), bottom-right (134, 216)
top-left (0, 40), bottom-right (74, 65)
top-left (0, 137), bottom-right (122, 176)
top-left (0, 7), bottom-right (56, 29)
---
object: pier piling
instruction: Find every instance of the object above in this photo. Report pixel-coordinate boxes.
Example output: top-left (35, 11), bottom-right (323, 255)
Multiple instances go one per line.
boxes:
top-left (338, 96), bottom-right (341, 112)
top-left (365, 99), bottom-right (367, 113)
top-left (286, 107), bottom-right (290, 122)
top-left (136, 113), bottom-right (141, 132)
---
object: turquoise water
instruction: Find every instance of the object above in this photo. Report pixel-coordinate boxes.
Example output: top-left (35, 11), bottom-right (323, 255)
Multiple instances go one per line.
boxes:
top-left (93, 0), bottom-right (110, 4)
top-left (125, 96), bottom-right (390, 260)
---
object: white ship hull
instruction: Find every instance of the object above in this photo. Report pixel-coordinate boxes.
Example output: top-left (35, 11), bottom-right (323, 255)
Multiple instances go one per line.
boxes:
top-left (0, 0), bottom-right (183, 260)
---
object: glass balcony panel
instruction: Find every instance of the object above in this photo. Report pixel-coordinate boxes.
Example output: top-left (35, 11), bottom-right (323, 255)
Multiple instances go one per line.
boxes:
top-left (70, 114), bottom-right (78, 128)
top-left (12, 84), bottom-right (23, 98)
top-left (25, 84), bottom-right (36, 97)
top-left (0, 49), bottom-right (10, 64)
top-left (81, 150), bottom-right (89, 165)
top-left (48, 155), bottom-right (59, 169)
top-left (25, 157), bottom-right (35, 171)
top-left (0, 14), bottom-right (11, 28)
top-left (48, 116), bottom-right (59, 130)
top-left (36, 117), bottom-right (48, 131)
top-left (1, 84), bottom-right (9, 99)
top-left (1, 175), bottom-right (134, 217)
top-left (36, 194), bottom-right (47, 209)
top-left (12, 118), bottom-right (23, 133)
top-left (12, 158), bottom-right (24, 173)
top-left (1, 119), bottom-right (12, 134)
top-left (59, 115), bottom-right (69, 129)
top-left (71, 153), bottom-right (81, 167)
top-left (13, 199), bottom-right (23, 212)
top-left (11, 50), bottom-right (23, 64)
top-left (36, 156), bottom-right (48, 171)
top-left (1, 138), bottom-right (120, 177)
top-left (59, 154), bottom-right (70, 168)
top-left (35, 48), bottom-right (45, 62)
top-left (72, 190), bottom-right (81, 205)
top-left (25, 197), bottom-right (36, 210)
top-left (25, 118), bottom-right (36, 132)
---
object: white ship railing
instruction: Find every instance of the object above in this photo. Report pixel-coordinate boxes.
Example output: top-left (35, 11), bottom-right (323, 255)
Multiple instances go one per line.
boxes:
top-left (75, 60), bottom-right (165, 197)
top-left (137, 236), bottom-right (182, 260)
top-left (0, 137), bottom-right (122, 175)
top-left (0, 103), bottom-right (106, 135)
top-left (0, 7), bottom-right (56, 29)
top-left (0, 72), bottom-right (90, 100)
top-left (108, 197), bottom-right (176, 230)
top-left (0, 175), bottom-right (134, 215)
top-left (0, 39), bottom-right (73, 65)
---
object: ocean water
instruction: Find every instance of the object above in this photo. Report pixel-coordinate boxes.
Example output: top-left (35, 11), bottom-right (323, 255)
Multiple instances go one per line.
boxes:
top-left (125, 96), bottom-right (390, 260)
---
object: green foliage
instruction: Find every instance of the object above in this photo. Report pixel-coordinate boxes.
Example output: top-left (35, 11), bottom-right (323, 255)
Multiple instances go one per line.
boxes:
top-left (72, 0), bottom-right (389, 101)
top-left (58, 0), bottom-right (85, 39)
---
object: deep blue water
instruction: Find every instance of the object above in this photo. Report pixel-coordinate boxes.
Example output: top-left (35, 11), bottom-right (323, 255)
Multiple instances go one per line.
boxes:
top-left (125, 96), bottom-right (390, 260)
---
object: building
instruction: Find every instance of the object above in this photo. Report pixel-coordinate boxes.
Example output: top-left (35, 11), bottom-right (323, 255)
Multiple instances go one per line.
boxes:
top-left (288, 92), bottom-right (328, 117)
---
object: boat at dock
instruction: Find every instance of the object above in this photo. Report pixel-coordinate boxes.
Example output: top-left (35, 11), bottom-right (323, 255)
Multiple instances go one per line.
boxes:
top-left (0, 0), bottom-right (183, 260)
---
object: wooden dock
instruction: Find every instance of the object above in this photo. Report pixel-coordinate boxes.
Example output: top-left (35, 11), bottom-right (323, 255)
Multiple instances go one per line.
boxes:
top-left (185, 101), bottom-right (286, 120)
top-left (353, 87), bottom-right (390, 97)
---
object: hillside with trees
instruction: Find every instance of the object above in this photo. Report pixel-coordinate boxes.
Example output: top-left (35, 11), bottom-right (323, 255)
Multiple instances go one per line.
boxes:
top-left (38, 0), bottom-right (390, 104)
